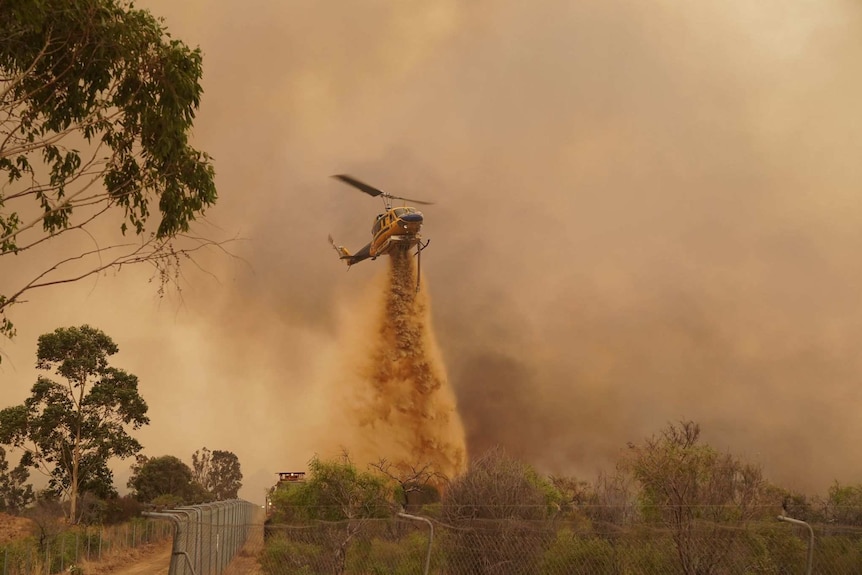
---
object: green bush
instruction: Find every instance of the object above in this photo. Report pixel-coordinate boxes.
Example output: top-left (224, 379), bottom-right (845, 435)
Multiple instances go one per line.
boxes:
top-left (43, 530), bottom-right (81, 573)
top-left (615, 532), bottom-right (680, 574)
top-left (815, 534), bottom-right (862, 575)
top-left (541, 530), bottom-right (616, 574)
top-left (1, 540), bottom-right (37, 574)
top-left (151, 493), bottom-right (184, 509)
top-left (260, 535), bottom-right (329, 575)
top-left (347, 531), bottom-right (437, 575)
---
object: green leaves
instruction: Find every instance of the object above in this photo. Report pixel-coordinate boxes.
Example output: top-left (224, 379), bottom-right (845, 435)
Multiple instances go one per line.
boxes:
top-left (36, 325), bottom-right (119, 384)
top-left (128, 455), bottom-right (211, 504)
top-left (0, 446), bottom-right (35, 513)
top-left (1, 0), bottom-right (219, 344)
top-left (270, 455), bottom-right (391, 523)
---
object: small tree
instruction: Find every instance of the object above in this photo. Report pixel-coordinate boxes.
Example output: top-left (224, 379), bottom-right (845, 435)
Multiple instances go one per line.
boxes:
top-left (25, 490), bottom-right (65, 551)
top-left (623, 420), bottom-right (766, 575)
top-left (268, 453), bottom-right (391, 574)
top-left (442, 447), bottom-right (562, 575)
top-left (0, 325), bottom-right (149, 523)
top-left (0, 446), bottom-right (34, 513)
top-left (128, 454), bottom-right (211, 505)
top-left (583, 470), bottom-right (640, 531)
top-left (825, 482), bottom-right (862, 525)
top-left (370, 458), bottom-right (443, 511)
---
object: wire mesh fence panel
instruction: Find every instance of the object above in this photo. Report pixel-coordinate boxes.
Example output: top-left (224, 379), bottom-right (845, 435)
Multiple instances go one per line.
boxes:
top-left (261, 518), bottom-right (432, 575)
top-left (0, 518), bottom-right (173, 575)
top-left (256, 517), bottom-right (862, 575)
top-left (144, 499), bottom-right (258, 575)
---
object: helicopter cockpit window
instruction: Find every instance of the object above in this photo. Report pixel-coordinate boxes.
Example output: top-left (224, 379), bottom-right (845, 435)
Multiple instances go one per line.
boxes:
top-left (393, 208), bottom-right (407, 217)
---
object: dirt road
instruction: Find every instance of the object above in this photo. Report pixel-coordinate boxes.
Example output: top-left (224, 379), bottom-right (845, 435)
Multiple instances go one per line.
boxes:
top-left (103, 513), bottom-right (265, 575)
top-left (107, 544), bottom-right (172, 575)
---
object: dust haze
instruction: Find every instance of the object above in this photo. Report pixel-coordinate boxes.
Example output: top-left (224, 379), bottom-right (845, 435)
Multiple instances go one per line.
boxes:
top-left (2, 0), bottom-right (862, 501)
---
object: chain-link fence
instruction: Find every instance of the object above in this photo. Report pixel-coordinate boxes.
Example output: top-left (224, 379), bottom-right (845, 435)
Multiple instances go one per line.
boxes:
top-left (259, 516), bottom-right (862, 574)
top-left (0, 518), bottom-right (173, 575)
top-left (144, 499), bottom-right (258, 575)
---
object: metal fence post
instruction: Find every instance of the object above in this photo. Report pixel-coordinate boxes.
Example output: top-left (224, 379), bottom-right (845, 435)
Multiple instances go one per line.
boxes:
top-left (143, 511), bottom-right (197, 575)
top-left (778, 515), bottom-right (814, 575)
top-left (398, 512), bottom-right (434, 575)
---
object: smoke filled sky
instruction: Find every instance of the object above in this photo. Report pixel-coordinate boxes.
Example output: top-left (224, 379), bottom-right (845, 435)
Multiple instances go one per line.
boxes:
top-left (2, 0), bottom-right (862, 502)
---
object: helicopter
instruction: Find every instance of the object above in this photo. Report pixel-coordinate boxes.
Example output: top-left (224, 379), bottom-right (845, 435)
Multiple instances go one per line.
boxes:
top-left (328, 174), bottom-right (432, 284)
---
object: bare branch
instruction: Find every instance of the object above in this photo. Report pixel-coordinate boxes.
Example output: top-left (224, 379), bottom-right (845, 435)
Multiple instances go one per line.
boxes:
top-left (0, 235), bottom-right (237, 314)
top-left (0, 168), bottom-right (106, 246)
top-left (11, 204), bottom-right (112, 254)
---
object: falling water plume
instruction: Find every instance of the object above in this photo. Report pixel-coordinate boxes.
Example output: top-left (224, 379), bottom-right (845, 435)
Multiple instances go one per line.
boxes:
top-left (339, 247), bottom-right (467, 479)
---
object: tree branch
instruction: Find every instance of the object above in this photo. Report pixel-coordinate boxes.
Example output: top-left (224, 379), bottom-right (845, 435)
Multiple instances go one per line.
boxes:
top-left (0, 31), bottom-right (53, 104)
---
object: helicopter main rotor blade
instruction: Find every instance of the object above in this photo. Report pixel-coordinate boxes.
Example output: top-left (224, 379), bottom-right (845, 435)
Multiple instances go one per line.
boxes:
top-left (332, 174), bottom-right (384, 197)
top-left (387, 194), bottom-right (434, 206)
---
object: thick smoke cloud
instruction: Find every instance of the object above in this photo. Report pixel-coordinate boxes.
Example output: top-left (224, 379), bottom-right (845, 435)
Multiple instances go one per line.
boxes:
top-left (2, 0), bottom-right (862, 501)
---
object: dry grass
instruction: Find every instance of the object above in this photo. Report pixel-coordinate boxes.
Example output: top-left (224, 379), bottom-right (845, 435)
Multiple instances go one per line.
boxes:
top-left (0, 512), bottom-right (35, 544)
top-left (74, 540), bottom-right (171, 575)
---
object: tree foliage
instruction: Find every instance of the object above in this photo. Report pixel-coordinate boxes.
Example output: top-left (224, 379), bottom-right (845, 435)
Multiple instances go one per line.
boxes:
top-left (191, 447), bottom-right (243, 500)
top-left (127, 454), bottom-right (211, 505)
top-left (267, 453), bottom-right (392, 575)
top-left (0, 445), bottom-right (34, 514)
top-left (370, 458), bottom-right (442, 511)
top-left (0, 325), bottom-right (149, 522)
top-left (441, 446), bottom-right (562, 575)
top-left (270, 454), bottom-right (391, 524)
top-left (623, 420), bottom-right (767, 575)
top-left (825, 482), bottom-right (862, 526)
top-left (258, 427), bottom-right (862, 575)
top-left (444, 446), bottom-right (561, 523)
top-left (0, 0), bottom-right (219, 341)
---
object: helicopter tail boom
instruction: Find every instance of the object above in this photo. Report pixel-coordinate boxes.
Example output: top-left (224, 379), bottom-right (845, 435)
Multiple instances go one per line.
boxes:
top-left (329, 235), bottom-right (372, 266)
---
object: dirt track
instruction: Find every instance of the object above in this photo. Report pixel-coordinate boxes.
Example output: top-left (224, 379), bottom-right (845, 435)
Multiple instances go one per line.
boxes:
top-left (106, 544), bottom-right (171, 575)
top-left (105, 512), bottom-right (265, 575)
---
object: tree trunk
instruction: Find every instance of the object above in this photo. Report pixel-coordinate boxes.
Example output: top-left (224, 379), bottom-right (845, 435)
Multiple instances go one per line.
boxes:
top-left (70, 436), bottom-right (80, 523)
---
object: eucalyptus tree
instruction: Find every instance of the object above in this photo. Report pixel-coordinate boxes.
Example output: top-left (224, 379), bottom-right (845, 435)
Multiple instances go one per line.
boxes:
top-left (0, 0), bottom-right (219, 344)
top-left (0, 325), bottom-right (149, 523)
top-left (192, 447), bottom-right (244, 500)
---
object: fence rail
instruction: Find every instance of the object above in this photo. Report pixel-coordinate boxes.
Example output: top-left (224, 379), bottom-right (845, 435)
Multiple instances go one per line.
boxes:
top-left (144, 499), bottom-right (257, 575)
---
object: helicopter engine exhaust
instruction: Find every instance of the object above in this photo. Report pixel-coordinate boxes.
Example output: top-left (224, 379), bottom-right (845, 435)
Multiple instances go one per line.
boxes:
top-left (334, 245), bottom-right (467, 479)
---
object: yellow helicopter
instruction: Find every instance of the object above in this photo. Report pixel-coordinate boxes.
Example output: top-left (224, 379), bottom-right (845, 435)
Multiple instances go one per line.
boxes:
top-left (328, 174), bottom-right (432, 279)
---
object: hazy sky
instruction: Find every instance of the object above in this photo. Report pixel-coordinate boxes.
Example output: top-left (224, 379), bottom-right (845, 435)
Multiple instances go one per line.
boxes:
top-left (2, 0), bottom-right (862, 502)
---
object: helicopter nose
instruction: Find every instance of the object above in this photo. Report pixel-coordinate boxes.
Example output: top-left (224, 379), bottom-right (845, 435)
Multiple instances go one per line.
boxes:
top-left (401, 212), bottom-right (423, 223)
